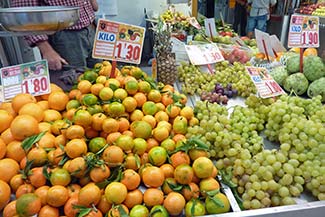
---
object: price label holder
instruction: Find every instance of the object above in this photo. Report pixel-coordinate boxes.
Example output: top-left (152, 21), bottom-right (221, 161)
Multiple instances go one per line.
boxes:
top-left (204, 18), bottom-right (218, 38)
top-left (188, 17), bottom-right (201, 30)
top-left (0, 60), bottom-right (50, 102)
top-left (246, 66), bottom-right (285, 99)
top-left (92, 19), bottom-right (146, 64)
top-left (288, 15), bottom-right (319, 48)
top-left (255, 29), bottom-right (274, 60)
top-left (184, 43), bottom-right (224, 65)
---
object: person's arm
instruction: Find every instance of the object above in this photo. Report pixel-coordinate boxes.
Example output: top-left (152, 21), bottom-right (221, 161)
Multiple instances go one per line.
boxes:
top-left (90, 0), bottom-right (98, 12)
top-left (11, 0), bottom-right (68, 70)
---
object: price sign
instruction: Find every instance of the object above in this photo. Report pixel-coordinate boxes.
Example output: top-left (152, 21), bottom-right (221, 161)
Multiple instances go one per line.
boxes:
top-left (185, 43), bottom-right (224, 65)
top-left (288, 15), bottom-right (319, 48)
top-left (246, 66), bottom-right (285, 98)
top-left (93, 19), bottom-right (145, 64)
top-left (0, 60), bottom-right (50, 102)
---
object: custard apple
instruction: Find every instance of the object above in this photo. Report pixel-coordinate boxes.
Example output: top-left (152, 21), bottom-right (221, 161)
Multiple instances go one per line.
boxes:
top-left (283, 73), bottom-right (309, 95)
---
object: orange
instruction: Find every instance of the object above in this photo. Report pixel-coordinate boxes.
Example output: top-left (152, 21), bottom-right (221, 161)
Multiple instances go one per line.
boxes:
top-left (130, 120), bottom-right (152, 139)
top-left (108, 204), bottom-right (129, 217)
top-left (89, 137), bottom-right (107, 153)
top-left (166, 105), bottom-right (181, 118)
top-left (138, 81), bottom-right (151, 93)
top-left (66, 157), bottom-right (87, 178)
top-left (130, 109), bottom-right (144, 122)
top-left (47, 185), bottom-right (69, 207)
top-left (0, 180), bottom-right (11, 210)
top-left (10, 114), bottom-right (39, 140)
top-left (38, 205), bottom-right (60, 217)
top-left (124, 153), bottom-right (141, 171)
top-left (9, 174), bottom-right (24, 193)
top-left (64, 139), bottom-right (87, 158)
top-left (174, 164), bottom-right (194, 185)
top-left (255, 52), bottom-right (266, 59)
top-left (163, 192), bottom-right (186, 216)
top-left (34, 186), bottom-right (50, 206)
top-left (133, 92), bottom-right (147, 108)
top-left (64, 194), bottom-right (79, 217)
top-left (199, 177), bottom-right (220, 197)
top-left (154, 111), bottom-right (169, 122)
top-left (5, 140), bottom-right (25, 162)
top-left (146, 138), bottom-right (159, 152)
top-left (50, 167), bottom-right (71, 186)
top-left (84, 210), bottom-right (103, 217)
top-left (122, 97), bottom-right (138, 113)
top-left (160, 164), bottom-right (174, 178)
top-left (11, 93), bottom-right (36, 113)
top-left (3, 200), bottom-right (17, 217)
top-left (29, 167), bottom-right (47, 188)
top-left (38, 122), bottom-right (52, 133)
top-left (156, 121), bottom-right (172, 133)
top-left (132, 137), bottom-right (147, 155)
top-left (91, 83), bottom-right (105, 95)
top-left (115, 134), bottom-right (134, 152)
top-left (155, 102), bottom-right (166, 112)
top-left (66, 99), bottom-right (80, 110)
top-left (38, 132), bottom-right (56, 148)
top-left (118, 117), bottom-right (130, 132)
top-left (143, 188), bottom-right (164, 207)
top-left (54, 134), bottom-right (66, 147)
top-left (97, 195), bottom-right (112, 214)
top-left (0, 110), bottom-right (13, 133)
top-left (106, 102), bottom-right (125, 117)
top-left (106, 132), bottom-right (122, 144)
top-left (0, 138), bottom-right (6, 160)
top-left (170, 151), bottom-right (190, 168)
top-left (0, 158), bottom-right (20, 182)
top-left (189, 149), bottom-right (208, 161)
top-left (43, 109), bottom-right (62, 122)
top-left (65, 125), bottom-right (85, 140)
top-left (142, 101), bottom-right (158, 116)
top-left (96, 75), bottom-right (107, 84)
top-left (124, 189), bottom-right (143, 209)
top-left (41, 83), bottom-right (63, 100)
top-left (192, 157), bottom-right (214, 179)
top-left (48, 91), bottom-right (69, 111)
top-left (180, 106), bottom-right (194, 120)
top-left (162, 177), bottom-right (177, 194)
top-left (90, 164), bottom-right (111, 183)
top-left (104, 182), bottom-right (127, 204)
top-left (125, 80), bottom-right (139, 95)
top-left (142, 115), bottom-right (156, 128)
top-left (50, 119), bottom-right (69, 136)
top-left (303, 47), bottom-right (318, 56)
top-left (142, 166), bottom-right (165, 188)
top-left (68, 88), bottom-right (81, 99)
top-left (152, 127), bottom-right (169, 142)
top-left (105, 78), bottom-right (120, 89)
top-left (102, 118), bottom-right (119, 133)
top-left (182, 182), bottom-right (200, 201)
top-left (73, 109), bottom-right (92, 128)
top-left (78, 80), bottom-right (92, 94)
top-left (113, 88), bottom-right (128, 100)
top-left (205, 192), bottom-right (230, 214)
top-left (78, 182), bottom-right (102, 206)
top-left (120, 169), bottom-right (141, 190)
top-left (162, 84), bottom-right (174, 92)
top-left (148, 90), bottom-right (162, 103)
top-left (92, 113), bottom-right (107, 131)
top-left (148, 146), bottom-right (167, 166)
top-left (173, 134), bottom-right (186, 143)
top-left (161, 94), bottom-right (173, 106)
top-left (18, 102), bottom-right (44, 122)
top-left (27, 147), bottom-right (48, 166)
top-left (102, 145), bottom-right (124, 167)
top-left (160, 138), bottom-right (176, 152)
top-left (15, 183), bottom-right (34, 198)
top-left (16, 193), bottom-right (41, 217)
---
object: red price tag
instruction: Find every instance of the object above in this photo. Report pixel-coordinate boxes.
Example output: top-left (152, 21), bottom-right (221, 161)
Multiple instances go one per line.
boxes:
top-left (288, 15), bottom-right (319, 48)
top-left (93, 19), bottom-right (145, 64)
top-left (22, 76), bottom-right (49, 95)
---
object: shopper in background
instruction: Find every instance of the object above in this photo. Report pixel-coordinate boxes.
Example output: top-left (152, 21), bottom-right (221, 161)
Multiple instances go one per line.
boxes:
top-left (11, 0), bottom-right (100, 77)
top-left (233, 0), bottom-right (247, 36)
top-left (246, 0), bottom-right (277, 38)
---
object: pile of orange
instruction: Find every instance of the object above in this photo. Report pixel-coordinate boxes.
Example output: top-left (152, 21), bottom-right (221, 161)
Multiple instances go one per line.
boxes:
top-left (0, 60), bottom-right (230, 217)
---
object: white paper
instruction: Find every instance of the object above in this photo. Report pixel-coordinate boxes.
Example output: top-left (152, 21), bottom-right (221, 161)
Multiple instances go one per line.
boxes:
top-left (97, 0), bottom-right (118, 16)
top-left (204, 18), bottom-right (218, 38)
top-left (270, 35), bottom-right (287, 53)
top-left (255, 29), bottom-right (275, 58)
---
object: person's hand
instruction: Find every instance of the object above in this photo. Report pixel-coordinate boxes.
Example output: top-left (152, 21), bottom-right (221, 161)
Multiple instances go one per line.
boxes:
top-left (36, 41), bottom-right (68, 70)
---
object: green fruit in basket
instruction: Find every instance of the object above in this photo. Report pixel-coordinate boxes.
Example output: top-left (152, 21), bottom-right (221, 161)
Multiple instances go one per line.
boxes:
top-left (283, 73), bottom-right (309, 95)
top-left (303, 55), bottom-right (325, 81)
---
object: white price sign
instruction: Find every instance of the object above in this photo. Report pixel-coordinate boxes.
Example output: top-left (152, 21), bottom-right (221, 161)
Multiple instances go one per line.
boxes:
top-left (93, 19), bottom-right (145, 64)
top-left (288, 15), bottom-right (319, 48)
top-left (0, 60), bottom-right (50, 102)
top-left (185, 43), bottom-right (224, 65)
top-left (246, 66), bottom-right (285, 98)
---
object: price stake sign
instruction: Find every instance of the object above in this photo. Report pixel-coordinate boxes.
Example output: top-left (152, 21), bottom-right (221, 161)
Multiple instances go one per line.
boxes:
top-left (185, 43), bottom-right (224, 65)
top-left (288, 15), bottom-right (319, 48)
top-left (246, 66), bottom-right (285, 98)
top-left (93, 19), bottom-right (146, 64)
top-left (0, 60), bottom-right (50, 102)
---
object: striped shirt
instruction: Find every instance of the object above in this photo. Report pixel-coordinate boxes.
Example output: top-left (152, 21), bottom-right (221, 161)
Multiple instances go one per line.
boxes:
top-left (11, 0), bottom-right (96, 46)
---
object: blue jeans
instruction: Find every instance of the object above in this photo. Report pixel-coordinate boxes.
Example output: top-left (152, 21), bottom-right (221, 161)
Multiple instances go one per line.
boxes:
top-left (247, 15), bottom-right (267, 33)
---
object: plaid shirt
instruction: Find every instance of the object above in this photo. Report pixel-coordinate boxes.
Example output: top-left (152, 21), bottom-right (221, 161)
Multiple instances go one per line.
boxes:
top-left (11, 0), bottom-right (96, 46)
